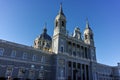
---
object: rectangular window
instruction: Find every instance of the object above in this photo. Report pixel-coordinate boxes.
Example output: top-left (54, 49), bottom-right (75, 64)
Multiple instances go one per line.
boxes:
top-left (73, 51), bottom-right (76, 56)
top-left (23, 53), bottom-right (27, 59)
top-left (0, 48), bottom-right (4, 56)
top-left (77, 63), bottom-right (80, 69)
top-left (68, 61), bottom-right (71, 67)
top-left (77, 51), bottom-right (81, 57)
top-left (73, 62), bottom-right (76, 68)
top-left (11, 50), bottom-right (16, 57)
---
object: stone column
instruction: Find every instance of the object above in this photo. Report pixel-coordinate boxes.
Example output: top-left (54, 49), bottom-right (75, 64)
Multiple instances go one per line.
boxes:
top-left (82, 64), bottom-right (85, 80)
top-left (84, 64), bottom-right (87, 80)
top-left (87, 65), bottom-right (90, 80)
top-left (77, 63), bottom-right (81, 80)
top-left (79, 45), bottom-right (81, 58)
top-left (81, 64), bottom-right (83, 80)
top-left (71, 62), bottom-right (73, 80)
top-left (83, 47), bottom-right (85, 58)
top-left (65, 60), bottom-right (67, 80)
top-left (79, 63), bottom-right (81, 80)
top-left (75, 62), bottom-right (77, 80)
top-left (75, 44), bottom-right (77, 57)
top-left (86, 48), bottom-right (88, 59)
top-left (72, 43), bottom-right (73, 56)
top-left (80, 46), bottom-right (82, 58)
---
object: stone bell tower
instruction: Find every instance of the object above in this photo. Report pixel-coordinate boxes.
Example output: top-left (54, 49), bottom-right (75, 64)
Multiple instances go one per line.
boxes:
top-left (52, 4), bottom-right (67, 54)
top-left (84, 19), bottom-right (96, 61)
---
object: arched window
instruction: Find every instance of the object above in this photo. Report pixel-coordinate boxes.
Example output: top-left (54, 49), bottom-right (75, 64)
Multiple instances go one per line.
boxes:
top-left (85, 34), bottom-right (88, 40)
top-left (0, 48), bottom-right (4, 56)
top-left (23, 53), bottom-right (27, 59)
top-left (42, 42), bottom-right (45, 46)
top-left (60, 46), bottom-right (64, 52)
top-left (56, 21), bottom-right (58, 27)
top-left (41, 56), bottom-right (45, 63)
top-left (32, 55), bottom-right (37, 61)
top-left (11, 50), bottom-right (16, 57)
top-left (62, 21), bottom-right (64, 26)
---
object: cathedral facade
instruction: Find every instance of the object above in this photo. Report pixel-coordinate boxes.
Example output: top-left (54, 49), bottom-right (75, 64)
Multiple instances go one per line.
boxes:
top-left (0, 4), bottom-right (120, 80)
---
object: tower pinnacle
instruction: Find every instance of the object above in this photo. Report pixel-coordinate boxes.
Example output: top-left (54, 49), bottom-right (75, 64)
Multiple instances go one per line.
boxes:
top-left (86, 18), bottom-right (91, 29)
top-left (43, 23), bottom-right (47, 34)
top-left (59, 3), bottom-right (65, 16)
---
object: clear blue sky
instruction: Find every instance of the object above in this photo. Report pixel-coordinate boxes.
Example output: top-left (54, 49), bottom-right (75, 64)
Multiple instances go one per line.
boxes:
top-left (0, 0), bottom-right (120, 66)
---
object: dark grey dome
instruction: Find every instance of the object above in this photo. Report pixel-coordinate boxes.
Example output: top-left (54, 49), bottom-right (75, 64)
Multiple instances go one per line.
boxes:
top-left (39, 27), bottom-right (52, 41)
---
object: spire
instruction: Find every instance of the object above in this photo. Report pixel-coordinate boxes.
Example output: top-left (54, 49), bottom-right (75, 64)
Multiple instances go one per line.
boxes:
top-left (43, 23), bottom-right (47, 34)
top-left (59, 3), bottom-right (65, 16)
top-left (86, 18), bottom-right (91, 29)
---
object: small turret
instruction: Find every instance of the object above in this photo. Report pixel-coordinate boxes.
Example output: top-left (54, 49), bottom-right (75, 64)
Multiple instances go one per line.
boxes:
top-left (84, 19), bottom-right (94, 46)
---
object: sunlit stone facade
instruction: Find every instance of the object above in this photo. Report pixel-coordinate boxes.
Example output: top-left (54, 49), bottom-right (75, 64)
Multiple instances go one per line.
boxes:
top-left (0, 4), bottom-right (120, 80)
